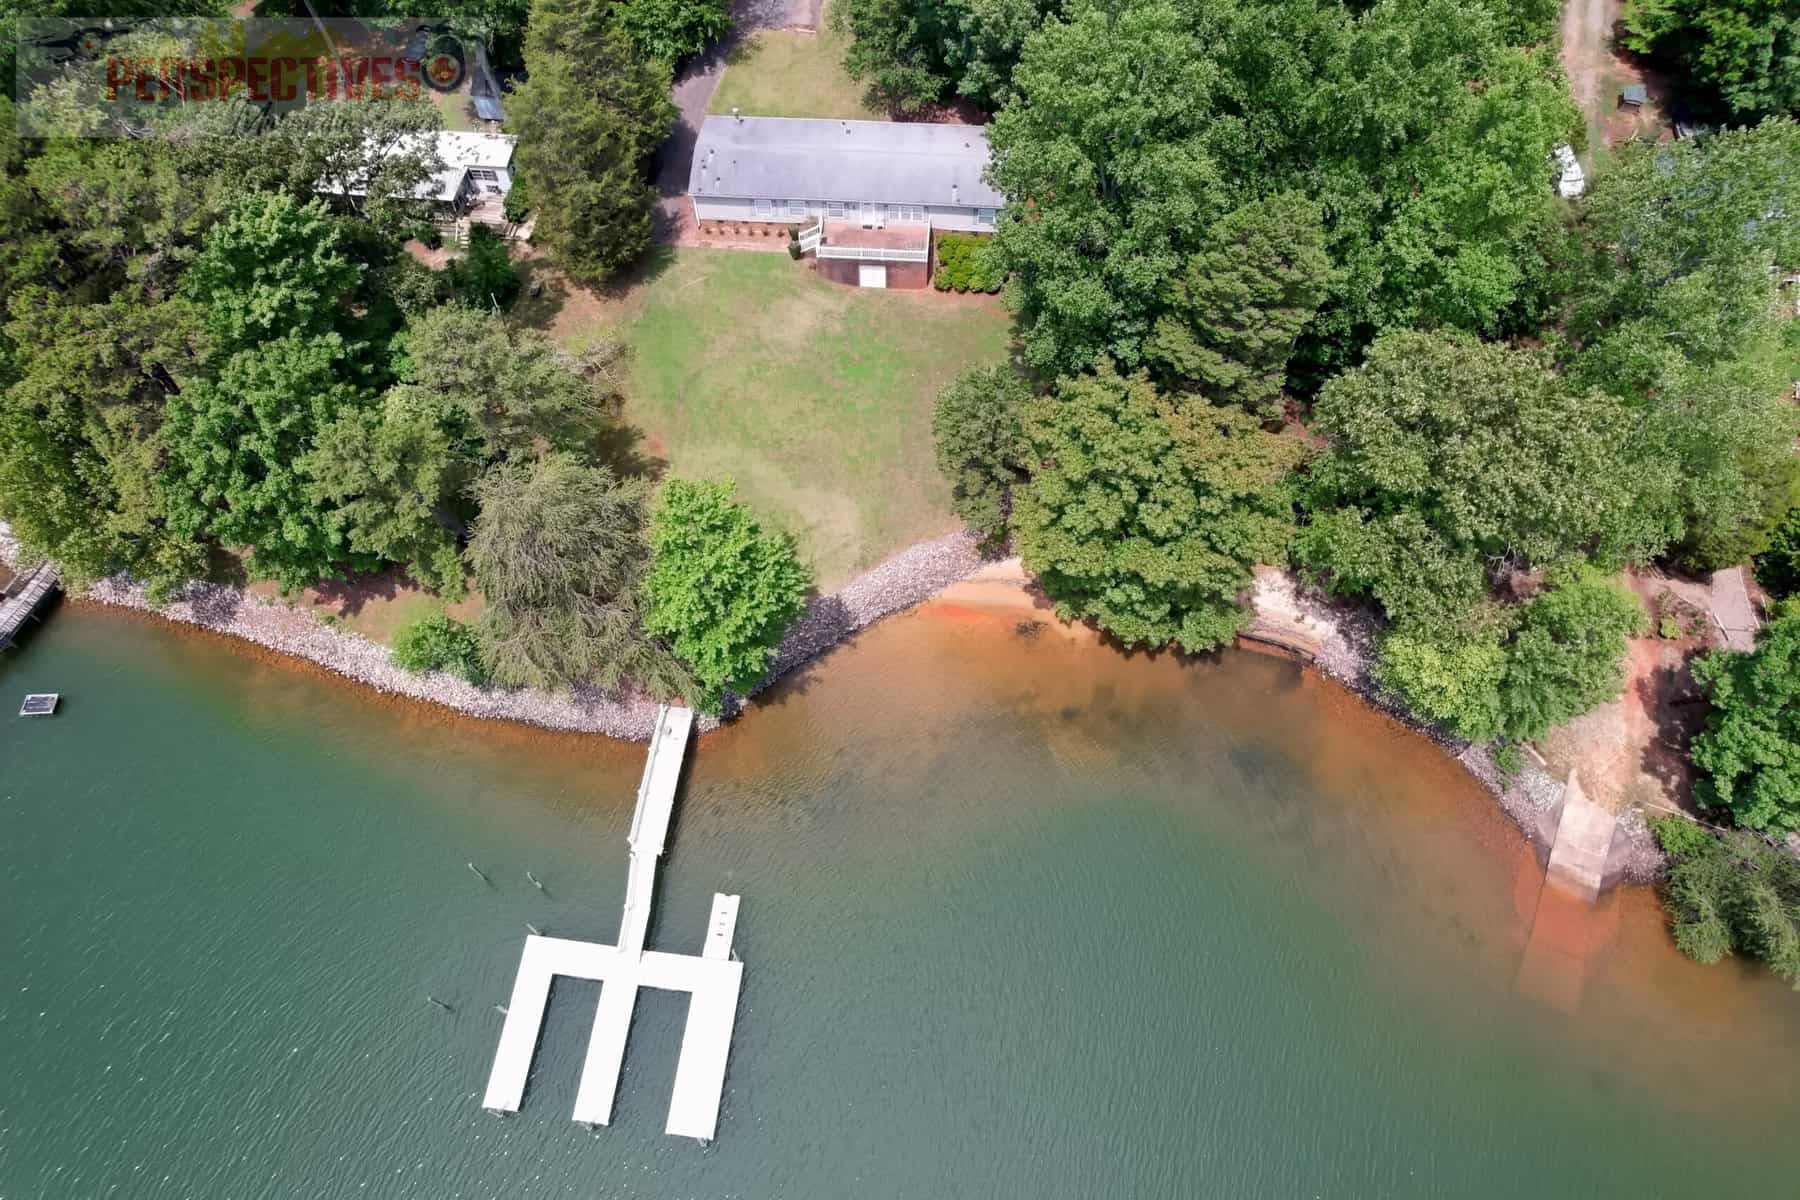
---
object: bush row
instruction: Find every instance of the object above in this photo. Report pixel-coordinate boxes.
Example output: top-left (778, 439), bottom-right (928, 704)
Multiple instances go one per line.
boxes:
top-left (933, 233), bottom-right (1002, 293)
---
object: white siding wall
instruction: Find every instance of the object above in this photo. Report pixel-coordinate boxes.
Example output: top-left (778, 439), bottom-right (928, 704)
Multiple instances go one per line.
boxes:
top-left (694, 195), bottom-right (762, 223)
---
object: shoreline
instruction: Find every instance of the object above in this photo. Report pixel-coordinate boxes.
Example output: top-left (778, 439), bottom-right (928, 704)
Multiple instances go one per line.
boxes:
top-left (1, 522), bottom-right (1661, 880)
top-left (0, 522), bottom-right (992, 742)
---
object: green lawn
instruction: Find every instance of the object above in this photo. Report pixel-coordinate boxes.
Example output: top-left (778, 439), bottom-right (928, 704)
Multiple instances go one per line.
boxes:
top-left (708, 9), bottom-right (881, 121)
top-left (605, 250), bottom-right (1012, 589)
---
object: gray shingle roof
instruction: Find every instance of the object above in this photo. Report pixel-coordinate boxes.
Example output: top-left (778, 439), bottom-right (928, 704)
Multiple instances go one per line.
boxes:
top-left (688, 116), bottom-right (1004, 209)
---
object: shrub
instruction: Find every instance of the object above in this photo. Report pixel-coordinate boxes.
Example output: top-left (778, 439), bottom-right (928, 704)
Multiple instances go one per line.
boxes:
top-left (932, 233), bottom-right (1003, 293)
top-left (381, 256), bottom-right (448, 316)
top-left (502, 172), bottom-right (532, 223)
top-left (392, 611), bottom-right (488, 684)
top-left (612, 0), bottom-right (733, 63)
top-left (449, 225), bottom-right (520, 310)
top-left (1492, 742), bottom-right (1523, 776)
top-left (1659, 615), bottom-right (1683, 640)
top-left (1649, 813), bottom-right (1717, 858)
top-left (1652, 821), bottom-right (1800, 984)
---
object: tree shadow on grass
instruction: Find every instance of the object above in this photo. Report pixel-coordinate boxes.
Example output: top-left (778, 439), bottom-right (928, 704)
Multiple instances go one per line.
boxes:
top-left (511, 244), bottom-right (678, 335)
top-left (590, 420), bottom-right (667, 482)
top-left (310, 569), bottom-right (407, 620)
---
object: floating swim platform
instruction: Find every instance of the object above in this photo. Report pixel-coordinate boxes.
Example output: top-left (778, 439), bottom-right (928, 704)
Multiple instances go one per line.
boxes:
top-left (19, 693), bottom-right (59, 716)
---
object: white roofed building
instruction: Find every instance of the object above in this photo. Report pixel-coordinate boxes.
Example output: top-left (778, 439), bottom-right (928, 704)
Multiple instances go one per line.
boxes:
top-left (687, 114), bottom-right (1004, 288)
top-left (322, 129), bottom-right (515, 212)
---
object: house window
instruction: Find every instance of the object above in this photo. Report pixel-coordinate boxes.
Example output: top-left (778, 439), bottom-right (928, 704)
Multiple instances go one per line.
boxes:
top-left (887, 204), bottom-right (925, 223)
top-left (786, 198), bottom-right (808, 218)
top-left (754, 198), bottom-right (775, 218)
top-left (976, 207), bottom-right (996, 226)
top-left (826, 200), bottom-right (846, 220)
top-left (469, 168), bottom-right (500, 182)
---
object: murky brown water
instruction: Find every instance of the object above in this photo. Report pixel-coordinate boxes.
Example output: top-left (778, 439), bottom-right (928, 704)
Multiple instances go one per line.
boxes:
top-left (3, 596), bottom-right (1797, 1197)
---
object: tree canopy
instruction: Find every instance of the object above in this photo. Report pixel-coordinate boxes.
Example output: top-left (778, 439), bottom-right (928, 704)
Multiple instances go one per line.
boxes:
top-left (1145, 191), bottom-right (1333, 416)
top-left (466, 453), bottom-right (690, 694)
top-left (932, 364), bottom-right (1032, 544)
top-left (642, 479), bottom-right (811, 711)
top-left (179, 192), bottom-right (361, 355)
top-left (1623, 0), bottom-right (1800, 118)
top-left (508, 0), bottom-right (675, 284)
top-left (161, 333), bottom-right (373, 590)
top-left (1692, 602), bottom-right (1800, 834)
top-left (1012, 363), bottom-right (1303, 650)
top-left (986, 0), bottom-right (1578, 376)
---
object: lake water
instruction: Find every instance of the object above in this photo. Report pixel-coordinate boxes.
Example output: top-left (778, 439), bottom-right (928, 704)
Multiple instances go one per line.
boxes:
top-left (3, 600), bottom-right (1798, 1198)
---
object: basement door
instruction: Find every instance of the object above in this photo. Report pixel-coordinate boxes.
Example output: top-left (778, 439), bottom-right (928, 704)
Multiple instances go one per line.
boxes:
top-left (858, 263), bottom-right (888, 289)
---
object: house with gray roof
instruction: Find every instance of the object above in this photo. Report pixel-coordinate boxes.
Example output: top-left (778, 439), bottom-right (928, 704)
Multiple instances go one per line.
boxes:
top-left (687, 114), bottom-right (1004, 287)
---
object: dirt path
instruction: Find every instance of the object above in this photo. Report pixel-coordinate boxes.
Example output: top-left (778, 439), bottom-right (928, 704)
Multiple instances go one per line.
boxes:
top-left (1560, 0), bottom-right (1671, 150)
top-left (1539, 573), bottom-right (1713, 818)
top-left (1561, 0), bottom-right (1612, 113)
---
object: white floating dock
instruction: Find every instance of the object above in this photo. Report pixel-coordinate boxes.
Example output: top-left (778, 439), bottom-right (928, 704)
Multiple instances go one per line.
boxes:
top-left (482, 705), bottom-right (746, 1141)
top-left (703, 893), bottom-right (740, 961)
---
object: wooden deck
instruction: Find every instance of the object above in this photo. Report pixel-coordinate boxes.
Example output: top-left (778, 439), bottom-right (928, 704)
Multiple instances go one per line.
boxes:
top-left (0, 562), bottom-right (58, 649)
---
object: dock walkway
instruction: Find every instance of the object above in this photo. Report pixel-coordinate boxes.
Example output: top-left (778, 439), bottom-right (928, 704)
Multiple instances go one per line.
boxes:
top-left (0, 563), bottom-right (58, 649)
top-left (482, 704), bottom-right (746, 1141)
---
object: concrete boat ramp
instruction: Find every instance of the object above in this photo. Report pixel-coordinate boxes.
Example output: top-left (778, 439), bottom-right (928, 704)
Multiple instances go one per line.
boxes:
top-left (483, 704), bottom-right (745, 1141)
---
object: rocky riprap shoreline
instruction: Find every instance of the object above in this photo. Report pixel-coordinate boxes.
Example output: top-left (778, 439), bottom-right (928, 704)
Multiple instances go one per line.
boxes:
top-left (1, 520), bottom-right (1666, 875)
top-left (1, 523), bottom-right (990, 741)
top-left (1249, 567), bottom-right (1662, 878)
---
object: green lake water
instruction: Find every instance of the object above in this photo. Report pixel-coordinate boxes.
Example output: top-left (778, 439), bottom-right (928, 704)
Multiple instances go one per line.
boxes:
top-left (3, 601), bottom-right (1799, 1198)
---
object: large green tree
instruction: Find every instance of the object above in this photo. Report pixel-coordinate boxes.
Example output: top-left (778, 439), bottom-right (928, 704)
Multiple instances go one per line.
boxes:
top-left (265, 99), bottom-right (445, 241)
top-left (507, 0), bottom-right (674, 284)
top-left (0, 294), bottom-right (208, 592)
top-left (1298, 331), bottom-right (1662, 623)
top-left (642, 479), bottom-right (811, 711)
top-left (302, 388), bottom-right (471, 597)
top-left (987, 0), bottom-right (1224, 372)
top-left (1692, 601), bottom-right (1800, 834)
top-left (466, 453), bottom-right (690, 693)
top-left (179, 192), bottom-right (361, 355)
top-left (1145, 191), bottom-right (1332, 415)
top-left (1012, 363), bottom-right (1302, 650)
top-left (396, 306), bottom-right (613, 462)
top-left (1623, 0), bottom-right (1800, 117)
top-left (161, 334), bottom-right (373, 590)
top-left (932, 364), bottom-right (1032, 544)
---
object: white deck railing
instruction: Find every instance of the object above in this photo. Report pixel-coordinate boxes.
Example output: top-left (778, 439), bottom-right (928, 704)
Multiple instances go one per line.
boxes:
top-left (816, 244), bottom-right (930, 263)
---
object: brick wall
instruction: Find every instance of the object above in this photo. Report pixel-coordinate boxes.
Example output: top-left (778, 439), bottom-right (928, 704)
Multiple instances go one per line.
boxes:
top-left (813, 258), bottom-right (930, 289)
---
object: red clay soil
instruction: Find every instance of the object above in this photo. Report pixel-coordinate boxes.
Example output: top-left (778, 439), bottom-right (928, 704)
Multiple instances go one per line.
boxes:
top-left (1560, 0), bottom-right (1676, 149)
top-left (1539, 572), bottom-right (1712, 817)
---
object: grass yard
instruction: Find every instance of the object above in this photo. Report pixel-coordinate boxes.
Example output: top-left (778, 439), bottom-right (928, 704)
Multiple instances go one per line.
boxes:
top-left (708, 10), bottom-right (880, 122)
top-left (246, 570), bottom-right (485, 646)
top-left (605, 250), bottom-right (1012, 589)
